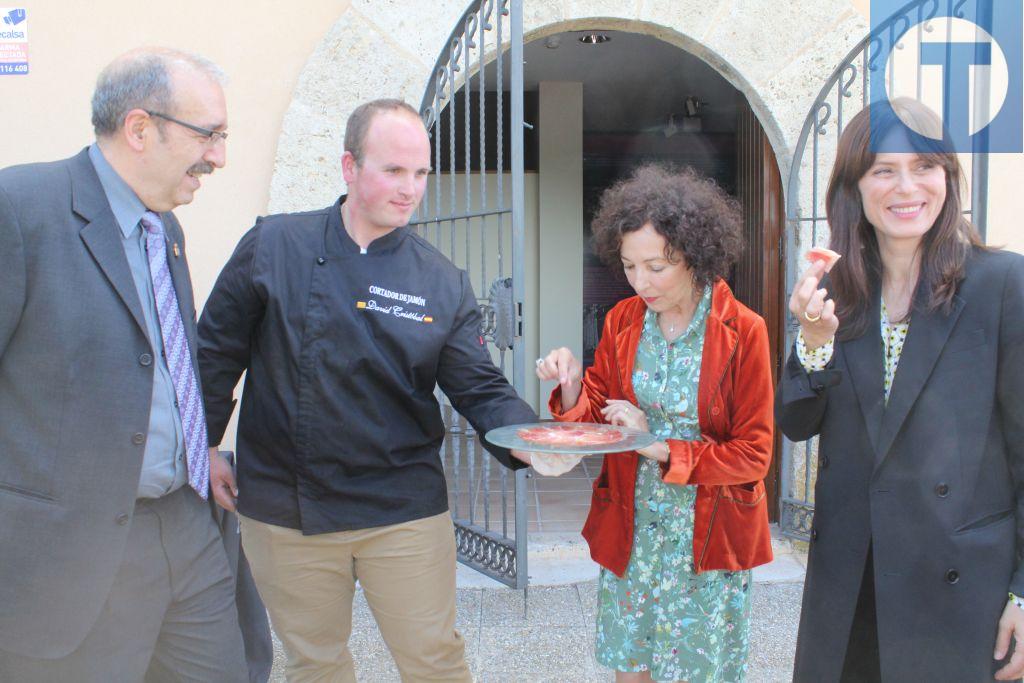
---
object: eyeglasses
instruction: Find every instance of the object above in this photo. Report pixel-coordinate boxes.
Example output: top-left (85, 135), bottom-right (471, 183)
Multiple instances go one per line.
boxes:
top-left (145, 110), bottom-right (228, 144)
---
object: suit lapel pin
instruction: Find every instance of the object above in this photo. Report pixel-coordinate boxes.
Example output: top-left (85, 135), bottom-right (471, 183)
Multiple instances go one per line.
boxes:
top-left (172, 243), bottom-right (180, 258)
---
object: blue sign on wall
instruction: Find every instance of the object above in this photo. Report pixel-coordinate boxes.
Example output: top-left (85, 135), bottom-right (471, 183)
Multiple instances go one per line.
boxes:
top-left (0, 8), bottom-right (28, 76)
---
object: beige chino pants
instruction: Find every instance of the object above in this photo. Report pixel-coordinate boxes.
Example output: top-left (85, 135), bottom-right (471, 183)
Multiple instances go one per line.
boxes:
top-left (240, 511), bottom-right (472, 683)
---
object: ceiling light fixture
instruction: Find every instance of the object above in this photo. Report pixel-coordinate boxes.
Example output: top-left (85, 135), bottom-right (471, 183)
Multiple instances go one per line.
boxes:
top-left (578, 33), bottom-right (611, 45)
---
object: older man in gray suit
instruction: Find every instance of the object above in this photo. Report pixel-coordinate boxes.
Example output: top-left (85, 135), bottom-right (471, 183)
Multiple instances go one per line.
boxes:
top-left (0, 48), bottom-right (251, 682)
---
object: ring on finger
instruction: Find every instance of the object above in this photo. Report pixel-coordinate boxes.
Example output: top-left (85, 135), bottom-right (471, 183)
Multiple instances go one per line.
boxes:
top-left (535, 357), bottom-right (545, 368)
top-left (803, 310), bottom-right (821, 323)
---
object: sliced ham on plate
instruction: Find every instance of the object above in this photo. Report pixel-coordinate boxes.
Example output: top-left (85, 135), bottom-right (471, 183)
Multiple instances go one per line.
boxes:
top-left (516, 423), bottom-right (623, 447)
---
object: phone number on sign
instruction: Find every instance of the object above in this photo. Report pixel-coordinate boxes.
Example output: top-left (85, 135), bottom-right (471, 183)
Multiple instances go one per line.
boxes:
top-left (0, 63), bottom-right (28, 75)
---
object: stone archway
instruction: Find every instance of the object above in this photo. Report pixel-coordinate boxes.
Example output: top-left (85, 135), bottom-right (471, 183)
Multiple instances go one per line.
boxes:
top-left (268, 0), bottom-right (869, 215)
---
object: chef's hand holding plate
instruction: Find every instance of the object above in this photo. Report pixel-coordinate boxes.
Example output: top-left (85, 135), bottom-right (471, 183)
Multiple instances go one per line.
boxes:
top-left (530, 452), bottom-right (584, 476)
top-left (511, 447), bottom-right (584, 476)
top-left (510, 449), bottom-right (533, 465)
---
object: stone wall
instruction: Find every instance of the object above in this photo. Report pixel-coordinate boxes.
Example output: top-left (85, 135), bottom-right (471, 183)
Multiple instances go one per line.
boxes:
top-left (268, 0), bottom-right (869, 213)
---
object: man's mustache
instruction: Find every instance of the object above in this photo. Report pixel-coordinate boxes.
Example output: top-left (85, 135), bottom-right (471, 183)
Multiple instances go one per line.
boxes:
top-left (188, 162), bottom-right (214, 176)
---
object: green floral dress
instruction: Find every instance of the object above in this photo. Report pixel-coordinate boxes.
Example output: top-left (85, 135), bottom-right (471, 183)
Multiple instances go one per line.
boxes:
top-left (595, 287), bottom-right (752, 682)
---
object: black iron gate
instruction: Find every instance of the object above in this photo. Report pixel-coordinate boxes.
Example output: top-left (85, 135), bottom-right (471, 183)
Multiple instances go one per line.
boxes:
top-left (412, 0), bottom-right (528, 588)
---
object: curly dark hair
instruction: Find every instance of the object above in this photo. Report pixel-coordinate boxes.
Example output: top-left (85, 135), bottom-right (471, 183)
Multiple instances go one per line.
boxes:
top-left (591, 165), bottom-right (743, 291)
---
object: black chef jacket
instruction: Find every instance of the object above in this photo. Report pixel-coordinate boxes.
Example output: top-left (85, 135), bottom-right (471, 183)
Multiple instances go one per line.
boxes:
top-left (198, 196), bottom-right (537, 534)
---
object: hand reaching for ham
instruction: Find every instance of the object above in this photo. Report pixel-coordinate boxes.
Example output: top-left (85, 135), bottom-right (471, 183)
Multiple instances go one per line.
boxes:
top-left (601, 400), bottom-right (668, 463)
top-left (536, 347), bottom-right (583, 412)
top-left (601, 399), bottom-right (649, 432)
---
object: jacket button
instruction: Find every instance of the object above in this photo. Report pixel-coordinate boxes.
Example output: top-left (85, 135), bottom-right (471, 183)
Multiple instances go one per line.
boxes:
top-left (711, 406), bottom-right (720, 416)
top-left (935, 483), bottom-right (949, 497)
top-left (139, 353), bottom-right (153, 366)
top-left (810, 529), bottom-right (818, 541)
top-left (945, 569), bottom-right (959, 584)
top-left (316, 257), bottom-right (326, 265)
top-left (819, 454), bottom-right (830, 469)
top-left (132, 432), bottom-right (145, 445)
top-left (116, 513), bottom-right (130, 526)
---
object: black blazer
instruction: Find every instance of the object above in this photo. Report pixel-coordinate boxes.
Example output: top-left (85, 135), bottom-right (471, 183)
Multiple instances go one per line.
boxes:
top-left (776, 247), bottom-right (1024, 682)
top-left (0, 149), bottom-right (199, 658)
top-left (197, 196), bottom-right (536, 535)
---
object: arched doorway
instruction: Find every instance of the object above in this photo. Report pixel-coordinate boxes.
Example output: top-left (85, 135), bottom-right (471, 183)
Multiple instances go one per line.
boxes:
top-left (501, 28), bottom-right (786, 518)
top-left (414, 4), bottom-right (787, 585)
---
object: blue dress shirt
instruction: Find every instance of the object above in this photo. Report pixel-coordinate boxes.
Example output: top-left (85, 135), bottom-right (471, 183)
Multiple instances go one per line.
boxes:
top-left (88, 144), bottom-right (186, 498)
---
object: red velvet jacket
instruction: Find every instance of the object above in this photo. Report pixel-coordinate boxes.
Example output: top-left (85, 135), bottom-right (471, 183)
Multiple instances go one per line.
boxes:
top-left (549, 280), bottom-right (774, 576)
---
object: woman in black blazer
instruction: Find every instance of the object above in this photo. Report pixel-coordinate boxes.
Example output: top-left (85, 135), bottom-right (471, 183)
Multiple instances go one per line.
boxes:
top-left (777, 98), bottom-right (1024, 682)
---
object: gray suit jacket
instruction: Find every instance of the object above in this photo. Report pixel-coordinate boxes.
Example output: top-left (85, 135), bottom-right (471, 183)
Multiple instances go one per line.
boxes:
top-left (0, 148), bottom-right (201, 658)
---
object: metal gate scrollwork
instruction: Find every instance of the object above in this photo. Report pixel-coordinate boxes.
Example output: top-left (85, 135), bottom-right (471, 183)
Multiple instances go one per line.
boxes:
top-left (484, 277), bottom-right (515, 352)
top-left (412, 0), bottom-right (527, 587)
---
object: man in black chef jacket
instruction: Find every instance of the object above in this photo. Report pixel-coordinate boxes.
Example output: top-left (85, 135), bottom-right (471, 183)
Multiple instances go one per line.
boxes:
top-left (198, 98), bottom-right (537, 682)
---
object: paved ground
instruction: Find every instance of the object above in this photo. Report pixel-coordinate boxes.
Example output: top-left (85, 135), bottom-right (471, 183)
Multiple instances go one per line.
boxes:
top-left (267, 537), bottom-right (806, 682)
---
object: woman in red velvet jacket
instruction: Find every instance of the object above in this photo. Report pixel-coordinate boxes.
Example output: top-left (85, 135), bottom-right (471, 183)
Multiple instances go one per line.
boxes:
top-left (537, 166), bottom-right (774, 682)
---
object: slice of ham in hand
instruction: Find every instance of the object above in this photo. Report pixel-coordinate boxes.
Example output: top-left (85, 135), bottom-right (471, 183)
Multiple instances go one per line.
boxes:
top-left (805, 247), bottom-right (841, 273)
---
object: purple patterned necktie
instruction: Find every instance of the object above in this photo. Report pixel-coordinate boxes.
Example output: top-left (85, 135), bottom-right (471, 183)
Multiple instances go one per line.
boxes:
top-left (141, 211), bottom-right (209, 499)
